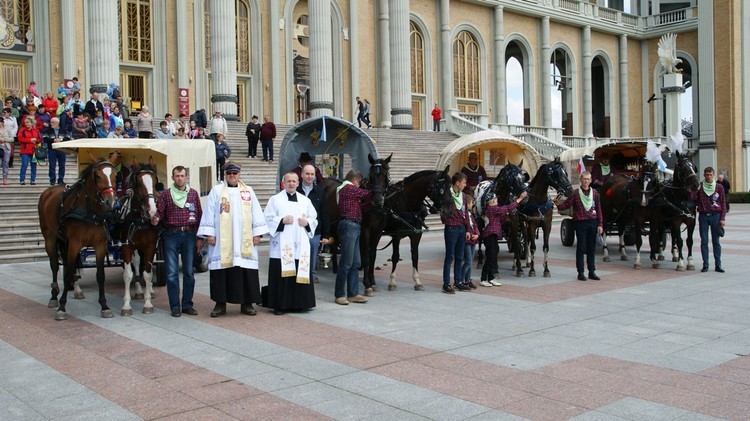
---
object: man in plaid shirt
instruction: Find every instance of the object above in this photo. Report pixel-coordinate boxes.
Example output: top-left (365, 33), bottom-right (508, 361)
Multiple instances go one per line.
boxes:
top-left (152, 166), bottom-right (204, 317)
top-left (440, 172), bottom-right (472, 294)
top-left (554, 171), bottom-right (603, 281)
top-left (334, 169), bottom-right (372, 305)
top-left (693, 167), bottom-right (727, 273)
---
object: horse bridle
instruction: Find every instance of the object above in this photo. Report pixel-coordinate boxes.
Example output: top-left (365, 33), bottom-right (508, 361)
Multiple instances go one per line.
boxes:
top-left (92, 161), bottom-right (117, 204)
top-left (129, 168), bottom-right (157, 219)
top-left (368, 161), bottom-right (390, 205)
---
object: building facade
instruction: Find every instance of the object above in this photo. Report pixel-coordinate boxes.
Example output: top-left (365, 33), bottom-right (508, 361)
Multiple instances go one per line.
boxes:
top-left (0, 0), bottom-right (748, 189)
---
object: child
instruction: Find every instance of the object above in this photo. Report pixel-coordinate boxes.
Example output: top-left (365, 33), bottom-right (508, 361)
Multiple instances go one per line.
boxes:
top-left (28, 81), bottom-right (39, 98)
top-left (57, 82), bottom-right (68, 101)
top-left (459, 196), bottom-right (480, 290)
top-left (480, 191), bottom-right (528, 287)
top-left (214, 133), bottom-right (231, 181)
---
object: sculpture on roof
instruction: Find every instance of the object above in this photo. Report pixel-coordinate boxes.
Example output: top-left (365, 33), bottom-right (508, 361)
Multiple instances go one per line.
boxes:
top-left (658, 33), bottom-right (682, 75)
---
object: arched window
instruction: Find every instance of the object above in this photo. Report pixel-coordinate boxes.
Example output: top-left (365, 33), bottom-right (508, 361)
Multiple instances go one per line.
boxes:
top-left (453, 30), bottom-right (480, 99)
top-left (0, 0), bottom-right (31, 41)
top-left (204, 0), bottom-right (252, 73)
top-left (410, 21), bottom-right (425, 94)
top-left (117, 0), bottom-right (152, 63)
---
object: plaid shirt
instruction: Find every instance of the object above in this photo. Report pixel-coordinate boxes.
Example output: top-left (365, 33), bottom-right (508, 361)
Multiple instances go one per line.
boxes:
top-left (441, 193), bottom-right (470, 228)
top-left (693, 183), bottom-right (726, 221)
top-left (557, 188), bottom-right (603, 226)
top-left (482, 201), bottom-right (520, 238)
top-left (337, 184), bottom-right (372, 223)
top-left (156, 187), bottom-right (203, 230)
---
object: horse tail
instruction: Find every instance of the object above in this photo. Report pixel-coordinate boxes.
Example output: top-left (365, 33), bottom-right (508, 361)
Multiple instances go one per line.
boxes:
top-left (378, 238), bottom-right (394, 251)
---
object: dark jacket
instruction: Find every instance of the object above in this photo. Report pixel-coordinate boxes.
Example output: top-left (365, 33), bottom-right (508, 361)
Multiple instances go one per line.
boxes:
top-left (260, 121), bottom-right (276, 140)
top-left (42, 126), bottom-right (72, 149)
top-left (84, 99), bottom-right (105, 119)
top-left (190, 110), bottom-right (207, 128)
top-left (297, 183), bottom-right (330, 238)
top-left (245, 121), bottom-right (261, 140)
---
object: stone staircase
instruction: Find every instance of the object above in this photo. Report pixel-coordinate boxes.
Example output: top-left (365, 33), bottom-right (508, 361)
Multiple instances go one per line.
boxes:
top-left (0, 123), bottom-right (458, 264)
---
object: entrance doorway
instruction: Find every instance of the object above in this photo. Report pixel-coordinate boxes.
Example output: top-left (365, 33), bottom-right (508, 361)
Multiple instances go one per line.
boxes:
top-left (0, 59), bottom-right (26, 97)
top-left (411, 99), bottom-right (423, 130)
top-left (119, 71), bottom-right (147, 112)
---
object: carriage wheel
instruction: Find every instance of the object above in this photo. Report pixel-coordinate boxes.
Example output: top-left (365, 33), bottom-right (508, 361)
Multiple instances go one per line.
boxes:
top-left (561, 218), bottom-right (575, 247)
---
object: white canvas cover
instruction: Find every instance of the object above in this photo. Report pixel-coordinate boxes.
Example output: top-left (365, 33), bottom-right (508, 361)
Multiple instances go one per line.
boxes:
top-left (53, 138), bottom-right (217, 197)
top-left (435, 130), bottom-right (542, 176)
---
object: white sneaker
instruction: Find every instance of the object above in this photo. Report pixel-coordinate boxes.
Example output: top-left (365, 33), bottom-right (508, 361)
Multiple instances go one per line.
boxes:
top-left (489, 279), bottom-right (503, 287)
top-left (479, 280), bottom-right (492, 287)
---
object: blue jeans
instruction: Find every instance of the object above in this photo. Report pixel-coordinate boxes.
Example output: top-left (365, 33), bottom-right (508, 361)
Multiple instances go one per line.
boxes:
top-left (47, 149), bottom-right (66, 184)
top-left (699, 212), bottom-right (722, 269)
top-left (335, 220), bottom-right (361, 298)
top-left (261, 139), bottom-right (273, 160)
top-left (462, 243), bottom-right (476, 282)
top-left (163, 230), bottom-right (197, 312)
top-left (310, 234), bottom-right (321, 281)
top-left (19, 153), bottom-right (36, 183)
top-left (443, 226), bottom-right (466, 286)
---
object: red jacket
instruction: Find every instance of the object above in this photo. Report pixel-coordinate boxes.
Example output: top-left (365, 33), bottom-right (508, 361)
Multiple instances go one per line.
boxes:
top-left (431, 107), bottom-right (442, 121)
top-left (41, 97), bottom-right (59, 115)
top-left (17, 126), bottom-right (41, 155)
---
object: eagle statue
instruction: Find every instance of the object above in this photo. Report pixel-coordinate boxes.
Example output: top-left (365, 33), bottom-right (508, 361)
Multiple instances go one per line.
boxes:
top-left (657, 33), bottom-right (682, 75)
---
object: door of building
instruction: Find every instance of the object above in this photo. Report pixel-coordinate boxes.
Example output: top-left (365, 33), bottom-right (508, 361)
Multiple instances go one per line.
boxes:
top-left (119, 71), bottom-right (147, 112)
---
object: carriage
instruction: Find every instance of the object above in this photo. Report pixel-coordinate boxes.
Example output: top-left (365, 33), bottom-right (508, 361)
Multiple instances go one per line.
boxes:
top-left (557, 140), bottom-right (659, 247)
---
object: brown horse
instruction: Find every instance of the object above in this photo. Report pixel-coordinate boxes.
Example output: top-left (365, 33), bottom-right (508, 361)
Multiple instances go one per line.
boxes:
top-left (116, 158), bottom-right (160, 316)
top-left (38, 154), bottom-right (119, 320)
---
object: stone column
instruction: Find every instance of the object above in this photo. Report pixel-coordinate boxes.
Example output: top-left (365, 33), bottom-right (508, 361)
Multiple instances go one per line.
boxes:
top-left (439, 0), bottom-right (452, 129)
top-left (541, 16), bottom-right (551, 127)
top-left (378, 0), bottom-right (392, 128)
top-left (61, 0), bottom-right (76, 79)
top-left (349, 1), bottom-right (359, 121)
top-left (210, 0), bottom-right (238, 119)
top-left (662, 73), bottom-right (684, 140)
top-left (175, 0), bottom-right (188, 89)
top-left (582, 25), bottom-right (593, 139)
top-left (86, 0), bottom-right (119, 94)
top-left (389, 0), bottom-right (411, 129)
top-left (697, 0), bottom-right (716, 170)
top-left (619, 34), bottom-right (629, 138)
top-left (309, 0), bottom-right (334, 117)
top-left (269, 1), bottom-right (281, 121)
top-left (494, 6), bottom-right (506, 124)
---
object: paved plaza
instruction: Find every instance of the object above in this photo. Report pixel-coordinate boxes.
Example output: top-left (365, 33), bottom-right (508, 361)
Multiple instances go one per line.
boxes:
top-left (1, 206), bottom-right (749, 420)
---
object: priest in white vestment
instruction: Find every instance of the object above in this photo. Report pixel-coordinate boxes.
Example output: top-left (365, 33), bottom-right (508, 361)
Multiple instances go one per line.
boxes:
top-left (264, 172), bottom-right (318, 315)
top-left (197, 162), bottom-right (269, 317)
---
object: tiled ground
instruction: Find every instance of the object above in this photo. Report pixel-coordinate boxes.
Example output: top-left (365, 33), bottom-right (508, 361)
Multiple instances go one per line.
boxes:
top-left (1, 206), bottom-right (749, 420)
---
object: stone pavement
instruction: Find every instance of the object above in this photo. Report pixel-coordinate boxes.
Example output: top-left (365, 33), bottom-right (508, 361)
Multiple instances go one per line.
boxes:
top-left (1, 206), bottom-right (749, 420)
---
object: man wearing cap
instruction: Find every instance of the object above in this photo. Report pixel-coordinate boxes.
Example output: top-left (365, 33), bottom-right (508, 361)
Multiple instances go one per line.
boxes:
top-left (292, 152), bottom-right (324, 185)
top-left (591, 152), bottom-right (614, 188)
top-left (208, 110), bottom-right (228, 142)
top-left (198, 161), bottom-right (270, 317)
top-left (152, 165), bottom-right (204, 317)
top-left (264, 172), bottom-right (318, 315)
top-left (461, 152), bottom-right (487, 191)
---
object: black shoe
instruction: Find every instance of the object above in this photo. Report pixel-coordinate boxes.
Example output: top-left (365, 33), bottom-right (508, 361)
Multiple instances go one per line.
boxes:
top-left (715, 267), bottom-right (725, 273)
top-left (182, 307), bottom-right (198, 316)
top-left (588, 273), bottom-right (601, 281)
top-left (240, 304), bottom-right (257, 315)
top-left (171, 308), bottom-right (181, 317)
top-left (273, 309), bottom-right (285, 316)
top-left (442, 284), bottom-right (455, 294)
top-left (455, 283), bottom-right (471, 291)
top-left (701, 267), bottom-right (708, 273)
top-left (210, 303), bottom-right (226, 318)
top-left (467, 281), bottom-right (478, 290)
top-left (577, 273), bottom-right (587, 281)
top-left (30, 182), bottom-right (35, 185)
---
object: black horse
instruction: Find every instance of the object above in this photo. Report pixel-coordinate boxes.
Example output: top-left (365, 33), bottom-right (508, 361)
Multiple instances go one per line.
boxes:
top-left (658, 152), bottom-right (700, 270)
top-left (475, 162), bottom-right (530, 277)
top-left (520, 158), bottom-right (573, 277)
top-left (320, 153), bottom-right (392, 273)
top-left (359, 167), bottom-right (453, 294)
top-left (601, 161), bottom-right (663, 268)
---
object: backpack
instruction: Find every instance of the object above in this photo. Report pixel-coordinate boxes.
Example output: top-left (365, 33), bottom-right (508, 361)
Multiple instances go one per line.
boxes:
top-left (34, 145), bottom-right (48, 164)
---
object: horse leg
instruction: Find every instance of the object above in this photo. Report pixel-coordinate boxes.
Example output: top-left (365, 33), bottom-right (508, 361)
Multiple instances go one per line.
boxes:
top-left (527, 227), bottom-right (536, 277)
top-left (602, 232), bottom-right (611, 262)
top-left (410, 234), bottom-right (424, 291)
top-left (476, 243), bottom-right (484, 266)
top-left (95, 243), bottom-right (114, 318)
top-left (686, 220), bottom-right (696, 270)
top-left (56, 240), bottom-right (80, 320)
top-left (619, 232), bottom-right (628, 261)
top-left (388, 237), bottom-right (402, 291)
top-left (141, 249), bottom-right (155, 314)
top-left (673, 223), bottom-right (686, 271)
top-left (633, 225), bottom-right (643, 269)
top-left (543, 217), bottom-right (552, 278)
top-left (46, 238), bottom-right (61, 308)
top-left (132, 251), bottom-right (145, 300)
top-left (121, 247), bottom-right (134, 316)
top-left (649, 224), bottom-right (661, 269)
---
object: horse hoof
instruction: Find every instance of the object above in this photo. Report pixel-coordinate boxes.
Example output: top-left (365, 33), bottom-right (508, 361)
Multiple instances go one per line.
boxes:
top-left (516, 272), bottom-right (523, 278)
top-left (528, 271), bottom-right (536, 277)
top-left (658, 256), bottom-right (665, 261)
top-left (676, 266), bottom-right (686, 272)
top-left (55, 311), bottom-right (68, 321)
top-left (134, 293), bottom-right (145, 300)
top-left (74, 292), bottom-right (85, 300)
top-left (672, 257), bottom-right (679, 262)
top-left (101, 309), bottom-right (114, 318)
top-left (652, 263), bottom-right (660, 269)
top-left (633, 264), bottom-right (642, 270)
top-left (543, 272), bottom-right (551, 278)
top-left (621, 256), bottom-right (628, 261)
top-left (387, 284), bottom-right (397, 291)
top-left (121, 308), bottom-right (133, 317)
top-left (603, 256), bottom-right (611, 262)
top-left (687, 265), bottom-right (695, 271)
top-left (142, 306), bottom-right (154, 314)
top-left (48, 299), bottom-right (58, 309)
top-left (371, 285), bottom-right (380, 292)
top-left (414, 284), bottom-right (424, 291)
top-left (364, 288), bottom-right (375, 297)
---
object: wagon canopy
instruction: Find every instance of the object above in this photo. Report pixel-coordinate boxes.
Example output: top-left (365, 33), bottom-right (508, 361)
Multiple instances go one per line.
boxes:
top-left (558, 140), bottom-right (663, 178)
top-left (53, 138), bottom-right (217, 197)
top-left (435, 130), bottom-right (542, 176)
top-left (277, 116), bottom-right (378, 184)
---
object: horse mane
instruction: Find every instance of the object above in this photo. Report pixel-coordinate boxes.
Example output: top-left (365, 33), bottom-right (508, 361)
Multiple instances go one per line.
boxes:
top-left (403, 170), bottom-right (438, 184)
top-left (77, 158), bottom-right (107, 183)
top-left (528, 163), bottom-right (549, 190)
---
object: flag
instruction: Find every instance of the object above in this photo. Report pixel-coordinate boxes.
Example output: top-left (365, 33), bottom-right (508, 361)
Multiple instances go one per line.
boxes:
top-left (320, 115), bottom-right (327, 142)
top-left (577, 157), bottom-right (586, 174)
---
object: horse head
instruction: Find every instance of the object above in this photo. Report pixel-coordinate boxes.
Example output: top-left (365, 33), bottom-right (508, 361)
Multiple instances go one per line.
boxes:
top-left (85, 153), bottom-right (118, 211)
top-left (673, 151), bottom-right (699, 192)
top-left (427, 165), bottom-right (453, 217)
top-left (547, 158), bottom-right (574, 197)
top-left (130, 157), bottom-right (158, 219)
top-left (367, 153), bottom-right (391, 208)
top-left (638, 161), bottom-right (660, 207)
top-left (495, 162), bottom-right (528, 203)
